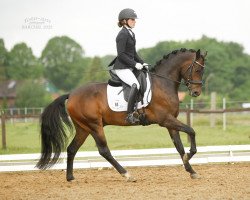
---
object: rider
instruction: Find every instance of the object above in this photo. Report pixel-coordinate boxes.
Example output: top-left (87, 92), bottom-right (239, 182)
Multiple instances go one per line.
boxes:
top-left (109, 8), bottom-right (148, 124)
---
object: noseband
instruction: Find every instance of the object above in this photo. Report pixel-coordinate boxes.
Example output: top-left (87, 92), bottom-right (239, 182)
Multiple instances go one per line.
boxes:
top-left (183, 59), bottom-right (205, 87)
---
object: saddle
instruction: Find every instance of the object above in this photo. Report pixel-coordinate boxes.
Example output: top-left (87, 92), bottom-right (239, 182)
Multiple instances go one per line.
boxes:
top-left (108, 68), bottom-right (148, 103)
top-left (107, 68), bottom-right (152, 126)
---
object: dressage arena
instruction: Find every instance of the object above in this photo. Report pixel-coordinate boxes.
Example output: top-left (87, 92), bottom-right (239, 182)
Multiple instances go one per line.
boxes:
top-left (0, 163), bottom-right (249, 200)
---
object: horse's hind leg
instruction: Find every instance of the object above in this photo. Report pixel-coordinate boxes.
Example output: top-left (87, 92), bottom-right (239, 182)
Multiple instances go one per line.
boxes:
top-left (91, 126), bottom-right (136, 182)
top-left (66, 122), bottom-right (89, 181)
top-left (168, 129), bottom-right (199, 179)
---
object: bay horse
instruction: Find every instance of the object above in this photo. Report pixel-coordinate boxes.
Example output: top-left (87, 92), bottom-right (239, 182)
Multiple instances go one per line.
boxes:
top-left (36, 48), bottom-right (207, 182)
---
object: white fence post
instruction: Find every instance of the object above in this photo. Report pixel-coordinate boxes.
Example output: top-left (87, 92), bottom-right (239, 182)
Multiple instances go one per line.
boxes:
top-left (10, 108), bottom-right (13, 124)
top-left (223, 98), bottom-right (226, 131)
top-left (210, 92), bottom-right (216, 127)
top-left (25, 107), bottom-right (27, 123)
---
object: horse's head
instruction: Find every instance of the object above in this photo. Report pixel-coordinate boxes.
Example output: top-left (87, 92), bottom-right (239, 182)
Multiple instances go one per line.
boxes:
top-left (182, 49), bottom-right (207, 97)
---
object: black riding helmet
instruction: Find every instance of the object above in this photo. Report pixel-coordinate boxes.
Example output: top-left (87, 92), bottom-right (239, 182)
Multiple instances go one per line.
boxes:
top-left (118, 8), bottom-right (138, 21)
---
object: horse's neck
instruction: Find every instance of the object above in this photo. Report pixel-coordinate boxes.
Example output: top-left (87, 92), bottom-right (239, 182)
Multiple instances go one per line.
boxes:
top-left (152, 59), bottom-right (184, 102)
top-left (155, 60), bottom-right (182, 85)
top-left (152, 73), bottom-right (180, 93)
top-left (151, 52), bottom-right (193, 104)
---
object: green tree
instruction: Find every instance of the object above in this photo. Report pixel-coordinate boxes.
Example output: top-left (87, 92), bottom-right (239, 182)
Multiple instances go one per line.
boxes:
top-left (41, 36), bottom-right (88, 91)
top-left (229, 65), bottom-right (250, 100)
top-left (231, 79), bottom-right (250, 101)
top-left (15, 81), bottom-right (52, 107)
top-left (101, 55), bottom-right (115, 68)
top-left (231, 65), bottom-right (250, 88)
top-left (0, 39), bottom-right (8, 81)
top-left (7, 43), bottom-right (43, 80)
top-left (79, 56), bottom-right (109, 85)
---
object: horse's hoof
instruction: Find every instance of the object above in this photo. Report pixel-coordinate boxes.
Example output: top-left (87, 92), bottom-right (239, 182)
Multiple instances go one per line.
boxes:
top-left (122, 172), bottom-right (137, 182)
top-left (190, 173), bottom-right (200, 179)
top-left (67, 176), bottom-right (75, 182)
top-left (126, 176), bottom-right (137, 182)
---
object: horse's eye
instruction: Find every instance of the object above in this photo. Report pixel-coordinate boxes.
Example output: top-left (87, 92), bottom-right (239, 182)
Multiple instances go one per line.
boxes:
top-left (194, 67), bottom-right (200, 72)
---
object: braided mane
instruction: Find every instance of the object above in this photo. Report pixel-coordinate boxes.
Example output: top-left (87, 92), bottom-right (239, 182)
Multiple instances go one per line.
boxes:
top-left (151, 48), bottom-right (196, 71)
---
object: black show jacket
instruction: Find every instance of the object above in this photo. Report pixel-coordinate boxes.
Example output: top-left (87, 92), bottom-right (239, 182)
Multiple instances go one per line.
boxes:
top-left (109, 27), bottom-right (144, 69)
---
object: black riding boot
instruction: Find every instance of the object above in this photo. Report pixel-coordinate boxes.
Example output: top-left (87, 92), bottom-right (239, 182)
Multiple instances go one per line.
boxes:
top-left (126, 83), bottom-right (140, 124)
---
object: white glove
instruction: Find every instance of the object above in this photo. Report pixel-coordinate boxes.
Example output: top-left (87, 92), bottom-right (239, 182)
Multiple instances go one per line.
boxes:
top-left (135, 63), bottom-right (143, 70)
top-left (143, 63), bottom-right (149, 69)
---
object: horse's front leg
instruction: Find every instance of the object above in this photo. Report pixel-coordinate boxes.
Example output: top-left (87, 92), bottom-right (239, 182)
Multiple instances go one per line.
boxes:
top-left (161, 116), bottom-right (198, 176)
top-left (164, 116), bottom-right (197, 158)
top-left (168, 129), bottom-right (199, 179)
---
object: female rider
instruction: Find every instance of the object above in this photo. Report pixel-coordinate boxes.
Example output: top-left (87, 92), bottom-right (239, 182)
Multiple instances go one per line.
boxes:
top-left (109, 8), bottom-right (147, 124)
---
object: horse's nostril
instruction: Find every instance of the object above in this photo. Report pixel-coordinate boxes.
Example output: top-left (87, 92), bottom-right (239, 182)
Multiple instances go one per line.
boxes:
top-left (193, 91), bottom-right (200, 97)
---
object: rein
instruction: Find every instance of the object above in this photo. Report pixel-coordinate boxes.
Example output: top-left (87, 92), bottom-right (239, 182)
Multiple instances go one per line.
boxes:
top-left (147, 70), bottom-right (182, 84)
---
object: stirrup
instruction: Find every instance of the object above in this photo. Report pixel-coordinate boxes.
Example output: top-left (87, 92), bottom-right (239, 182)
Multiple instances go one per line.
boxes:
top-left (126, 111), bottom-right (140, 124)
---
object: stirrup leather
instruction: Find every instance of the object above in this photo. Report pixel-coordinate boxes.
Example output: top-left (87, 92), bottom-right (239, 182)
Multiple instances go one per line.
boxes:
top-left (126, 111), bottom-right (140, 124)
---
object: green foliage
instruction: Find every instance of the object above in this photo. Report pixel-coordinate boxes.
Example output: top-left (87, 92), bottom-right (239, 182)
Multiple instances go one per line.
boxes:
top-left (7, 43), bottom-right (43, 80)
top-left (231, 79), bottom-right (250, 100)
top-left (41, 36), bottom-right (88, 91)
top-left (101, 55), bottom-right (116, 67)
top-left (0, 39), bottom-right (8, 81)
top-left (1, 97), bottom-right (8, 109)
top-left (232, 65), bottom-right (250, 88)
top-left (80, 56), bottom-right (109, 85)
top-left (15, 80), bottom-right (52, 107)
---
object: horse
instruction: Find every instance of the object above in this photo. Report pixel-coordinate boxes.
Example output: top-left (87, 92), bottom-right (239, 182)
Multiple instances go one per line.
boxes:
top-left (36, 48), bottom-right (207, 182)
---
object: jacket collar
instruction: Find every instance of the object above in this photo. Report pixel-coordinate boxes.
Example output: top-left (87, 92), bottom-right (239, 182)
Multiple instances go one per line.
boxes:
top-left (123, 27), bottom-right (135, 41)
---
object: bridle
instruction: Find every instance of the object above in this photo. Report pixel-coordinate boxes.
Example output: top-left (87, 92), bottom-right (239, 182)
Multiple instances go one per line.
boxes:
top-left (182, 58), bottom-right (205, 88)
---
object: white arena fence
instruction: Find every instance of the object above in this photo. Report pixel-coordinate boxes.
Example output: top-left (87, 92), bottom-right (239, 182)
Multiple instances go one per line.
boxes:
top-left (0, 145), bottom-right (249, 172)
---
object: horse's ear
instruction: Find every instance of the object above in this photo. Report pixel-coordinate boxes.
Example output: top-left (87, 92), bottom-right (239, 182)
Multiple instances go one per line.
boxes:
top-left (203, 51), bottom-right (208, 58)
top-left (196, 49), bottom-right (201, 60)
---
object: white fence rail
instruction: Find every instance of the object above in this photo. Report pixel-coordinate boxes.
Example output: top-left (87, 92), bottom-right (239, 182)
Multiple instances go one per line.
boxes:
top-left (0, 145), bottom-right (250, 172)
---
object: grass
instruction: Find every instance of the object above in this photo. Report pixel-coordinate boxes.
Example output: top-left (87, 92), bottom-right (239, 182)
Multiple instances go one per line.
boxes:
top-left (0, 113), bottom-right (249, 155)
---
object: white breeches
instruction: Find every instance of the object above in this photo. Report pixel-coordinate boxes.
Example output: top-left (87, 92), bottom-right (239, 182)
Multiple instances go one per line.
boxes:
top-left (114, 69), bottom-right (140, 90)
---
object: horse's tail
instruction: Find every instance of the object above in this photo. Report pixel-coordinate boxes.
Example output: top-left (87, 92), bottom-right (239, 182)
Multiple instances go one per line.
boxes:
top-left (36, 94), bottom-right (73, 170)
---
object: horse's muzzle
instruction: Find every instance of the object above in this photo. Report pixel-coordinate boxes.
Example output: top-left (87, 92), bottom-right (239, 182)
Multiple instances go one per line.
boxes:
top-left (191, 90), bottom-right (200, 97)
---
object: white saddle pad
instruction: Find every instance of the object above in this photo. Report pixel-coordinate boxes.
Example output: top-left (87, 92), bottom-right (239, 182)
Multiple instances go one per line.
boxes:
top-left (107, 74), bottom-right (152, 112)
